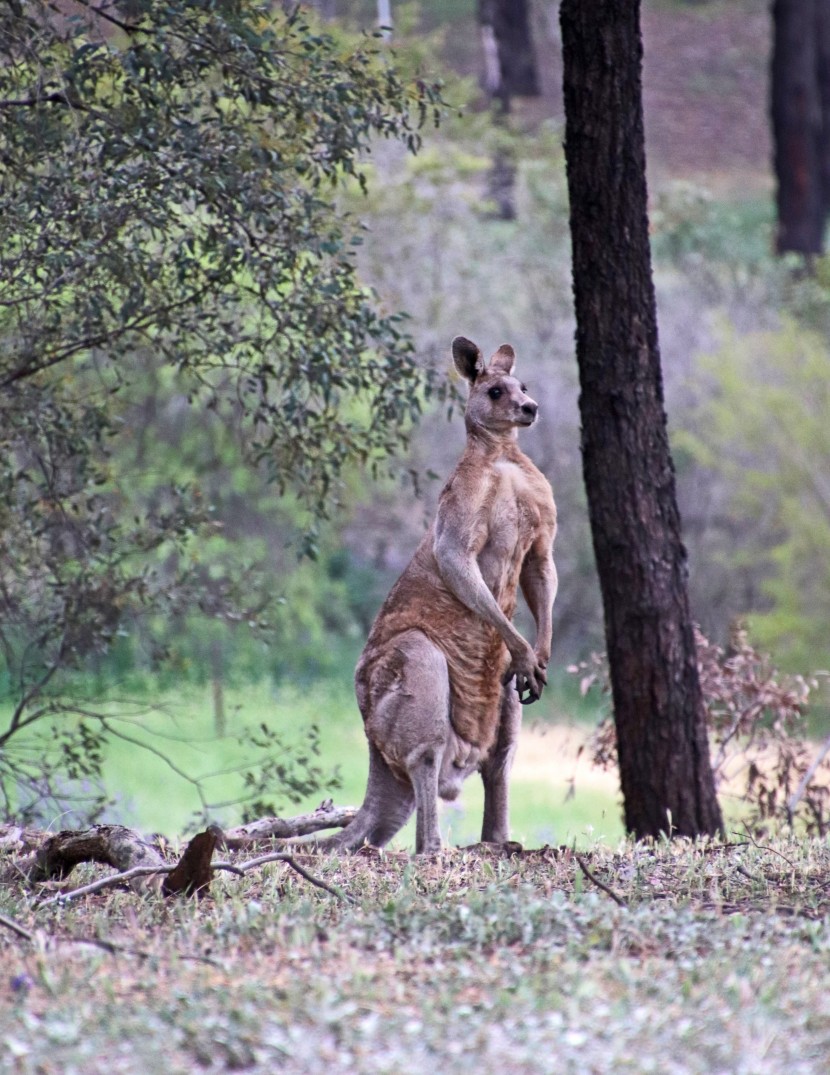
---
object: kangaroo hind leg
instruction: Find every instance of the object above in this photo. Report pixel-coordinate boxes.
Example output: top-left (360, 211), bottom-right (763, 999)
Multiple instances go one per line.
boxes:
top-left (315, 742), bottom-right (415, 851)
top-left (480, 684), bottom-right (521, 844)
top-left (364, 630), bottom-right (453, 855)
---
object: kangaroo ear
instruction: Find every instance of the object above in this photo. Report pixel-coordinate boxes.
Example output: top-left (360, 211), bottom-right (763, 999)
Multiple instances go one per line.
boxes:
top-left (489, 344), bottom-right (516, 376)
top-left (452, 336), bottom-right (485, 383)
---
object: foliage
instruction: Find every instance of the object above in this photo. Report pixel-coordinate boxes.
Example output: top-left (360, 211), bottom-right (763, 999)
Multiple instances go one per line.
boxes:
top-left (236, 720), bottom-right (338, 825)
top-left (676, 320), bottom-right (830, 670)
top-left (650, 181), bottom-right (774, 278)
top-left (0, 0), bottom-right (444, 818)
top-left (573, 626), bottom-right (830, 835)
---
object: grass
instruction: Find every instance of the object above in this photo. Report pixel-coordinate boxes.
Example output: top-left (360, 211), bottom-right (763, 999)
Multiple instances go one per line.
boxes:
top-left (2, 837), bottom-right (830, 1073)
top-left (95, 676), bottom-right (622, 851)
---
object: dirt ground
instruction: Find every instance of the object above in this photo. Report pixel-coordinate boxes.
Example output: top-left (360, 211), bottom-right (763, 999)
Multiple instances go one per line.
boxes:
top-left (506, 1), bottom-right (771, 189)
top-left (642, 2), bottom-right (771, 185)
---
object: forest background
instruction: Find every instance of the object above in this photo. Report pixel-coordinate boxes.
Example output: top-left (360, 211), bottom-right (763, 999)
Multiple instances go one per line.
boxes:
top-left (3, 0), bottom-right (829, 847)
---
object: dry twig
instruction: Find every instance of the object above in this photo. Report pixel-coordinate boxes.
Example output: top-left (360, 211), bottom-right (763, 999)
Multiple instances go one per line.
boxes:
top-left (0, 910), bottom-right (34, 941)
top-left (574, 853), bottom-right (627, 908)
top-left (225, 851), bottom-right (355, 904)
top-left (35, 851), bottom-right (351, 907)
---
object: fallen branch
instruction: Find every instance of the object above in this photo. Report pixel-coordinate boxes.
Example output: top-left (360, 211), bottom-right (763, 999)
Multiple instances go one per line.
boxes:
top-left (734, 862), bottom-right (762, 883)
top-left (2, 807), bottom-right (360, 906)
top-left (227, 850), bottom-right (355, 904)
top-left (221, 801), bottom-right (357, 848)
top-left (786, 731), bottom-right (830, 822)
top-left (3, 824), bottom-right (167, 892)
top-left (32, 839), bottom-right (352, 907)
top-left (35, 864), bottom-right (176, 908)
top-left (732, 829), bottom-right (798, 871)
top-left (0, 911), bottom-right (34, 941)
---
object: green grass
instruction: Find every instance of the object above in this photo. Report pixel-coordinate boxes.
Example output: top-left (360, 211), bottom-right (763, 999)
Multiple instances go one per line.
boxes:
top-left (92, 676), bottom-right (621, 849)
top-left (3, 838), bottom-right (830, 1072)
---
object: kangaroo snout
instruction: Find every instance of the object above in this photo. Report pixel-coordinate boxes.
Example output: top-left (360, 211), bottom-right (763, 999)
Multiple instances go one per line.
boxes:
top-left (521, 400), bottom-right (538, 421)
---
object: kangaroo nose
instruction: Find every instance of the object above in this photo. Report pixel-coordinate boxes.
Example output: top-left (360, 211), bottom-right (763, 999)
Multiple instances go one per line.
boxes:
top-left (521, 401), bottom-right (538, 418)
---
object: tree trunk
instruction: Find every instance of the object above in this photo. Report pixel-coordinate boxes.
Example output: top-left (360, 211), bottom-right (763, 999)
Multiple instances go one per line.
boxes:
top-left (478, 0), bottom-right (540, 107)
top-left (210, 638), bottom-right (226, 735)
top-left (477, 0), bottom-right (540, 221)
top-left (559, 0), bottom-right (723, 839)
top-left (816, 0), bottom-right (830, 216)
top-left (771, 0), bottom-right (826, 256)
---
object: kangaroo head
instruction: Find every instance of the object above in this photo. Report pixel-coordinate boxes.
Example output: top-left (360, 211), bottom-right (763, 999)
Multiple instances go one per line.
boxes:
top-left (452, 336), bottom-right (539, 436)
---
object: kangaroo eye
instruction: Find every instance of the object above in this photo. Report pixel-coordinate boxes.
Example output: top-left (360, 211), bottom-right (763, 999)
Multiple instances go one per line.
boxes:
top-left (520, 384), bottom-right (527, 393)
top-left (488, 386), bottom-right (502, 400)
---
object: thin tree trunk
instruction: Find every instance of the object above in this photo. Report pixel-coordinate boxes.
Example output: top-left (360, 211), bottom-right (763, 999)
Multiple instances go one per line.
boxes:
top-left (477, 0), bottom-right (540, 220)
top-left (559, 0), bottom-right (723, 839)
top-left (478, 0), bottom-right (540, 106)
top-left (816, 0), bottom-right (830, 217)
top-left (771, 0), bottom-right (825, 255)
top-left (210, 638), bottom-right (226, 735)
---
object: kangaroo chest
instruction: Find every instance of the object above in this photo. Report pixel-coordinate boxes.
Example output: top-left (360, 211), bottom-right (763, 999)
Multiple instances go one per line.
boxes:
top-left (478, 458), bottom-right (545, 600)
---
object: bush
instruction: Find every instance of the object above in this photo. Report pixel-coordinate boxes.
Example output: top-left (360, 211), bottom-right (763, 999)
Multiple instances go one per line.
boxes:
top-left (572, 626), bottom-right (830, 835)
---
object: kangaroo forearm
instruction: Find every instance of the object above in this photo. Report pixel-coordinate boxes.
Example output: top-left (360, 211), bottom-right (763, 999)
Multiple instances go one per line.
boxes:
top-left (533, 615), bottom-right (553, 663)
top-left (437, 553), bottom-right (527, 655)
top-left (522, 560), bottom-right (557, 661)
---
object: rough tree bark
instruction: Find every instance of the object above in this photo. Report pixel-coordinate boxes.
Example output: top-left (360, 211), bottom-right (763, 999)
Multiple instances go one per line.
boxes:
top-left (3, 824), bottom-right (169, 891)
top-left (559, 0), bottom-right (723, 839)
top-left (771, 0), bottom-right (827, 256)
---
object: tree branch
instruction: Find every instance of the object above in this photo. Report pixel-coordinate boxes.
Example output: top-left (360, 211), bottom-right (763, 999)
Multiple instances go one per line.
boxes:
top-left (36, 849), bottom-right (352, 906)
top-left (0, 90), bottom-right (86, 110)
top-left (0, 908), bottom-right (220, 965)
top-left (5, 821), bottom-right (357, 906)
top-left (0, 290), bottom-right (211, 390)
top-left (0, 911), bottom-right (33, 941)
top-left (69, 0), bottom-right (142, 35)
top-left (787, 732), bottom-right (830, 821)
top-left (227, 850), bottom-right (355, 903)
top-left (222, 802), bottom-right (357, 847)
top-left (36, 863), bottom-right (173, 906)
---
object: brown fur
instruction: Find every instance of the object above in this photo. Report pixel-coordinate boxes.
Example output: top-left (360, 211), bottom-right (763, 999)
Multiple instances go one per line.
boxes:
top-left (358, 437), bottom-right (553, 759)
top-left (322, 336), bottom-right (557, 853)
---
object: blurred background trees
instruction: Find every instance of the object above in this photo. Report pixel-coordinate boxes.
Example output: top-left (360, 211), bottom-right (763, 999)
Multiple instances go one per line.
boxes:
top-left (0, 0), bottom-right (442, 818)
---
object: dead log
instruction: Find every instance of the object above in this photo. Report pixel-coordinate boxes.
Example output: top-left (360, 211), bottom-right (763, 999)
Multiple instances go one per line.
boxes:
top-left (0, 825), bottom-right (24, 852)
top-left (162, 828), bottom-right (218, 898)
top-left (14, 826), bottom-right (225, 903)
top-left (2, 824), bottom-right (168, 893)
top-left (221, 800), bottom-right (357, 848)
top-left (0, 804), bottom-right (358, 900)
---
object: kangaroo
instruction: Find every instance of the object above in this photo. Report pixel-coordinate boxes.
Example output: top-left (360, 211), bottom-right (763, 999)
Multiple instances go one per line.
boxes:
top-left (326, 336), bottom-right (557, 854)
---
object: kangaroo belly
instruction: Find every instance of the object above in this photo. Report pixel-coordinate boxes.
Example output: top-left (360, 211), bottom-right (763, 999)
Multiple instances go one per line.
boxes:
top-left (356, 471), bottom-right (541, 761)
top-left (358, 586), bottom-right (509, 758)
